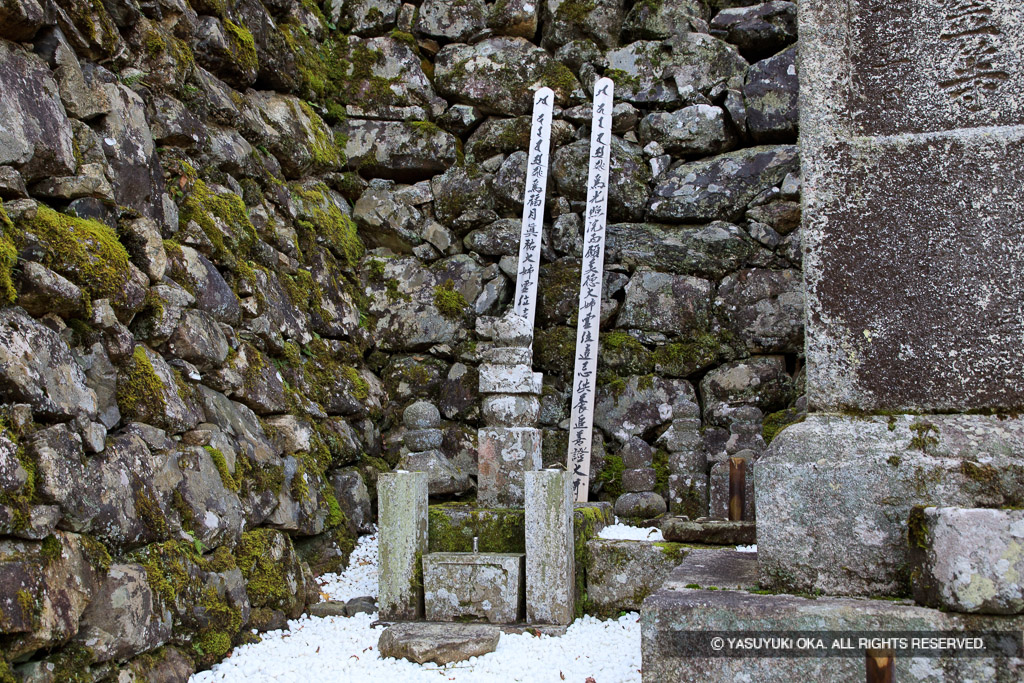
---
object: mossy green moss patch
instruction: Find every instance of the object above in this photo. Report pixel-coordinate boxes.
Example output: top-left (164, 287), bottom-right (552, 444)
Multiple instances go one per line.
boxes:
top-left (235, 528), bottom-right (292, 610)
top-left (224, 19), bottom-right (258, 74)
top-left (10, 204), bottom-right (132, 304)
top-left (117, 346), bottom-right (167, 424)
top-left (433, 279), bottom-right (468, 319)
top-left (0, 201), bottom-right (17, 306)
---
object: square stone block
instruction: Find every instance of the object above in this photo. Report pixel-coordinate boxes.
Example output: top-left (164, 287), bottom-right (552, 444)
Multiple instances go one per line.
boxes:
top-left (480, 345), bottom-right (532, 366)
top-left (910, 506), bottom-right (1024, 614)
top-left (478, 427), bottom-right (542, 507)
top-left (804, 130), bottom-right (1024, 412)
top-left (756, 414), bottom-right (1024, 597)
top-left (585, 539), bottom-right (685, 616)
top-left (478, 364), bottom-right (542, 394)
top-left (525, 470), bottom-right (574, 625)
top-left (423, 552), bottom-right (524, 624)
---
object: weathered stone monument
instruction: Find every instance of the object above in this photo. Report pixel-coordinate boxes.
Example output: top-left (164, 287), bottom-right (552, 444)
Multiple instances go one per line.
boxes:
top-left (642, 2), bottom-right (1024, 680)
top-left (377, 87), bottom-right (596, 662)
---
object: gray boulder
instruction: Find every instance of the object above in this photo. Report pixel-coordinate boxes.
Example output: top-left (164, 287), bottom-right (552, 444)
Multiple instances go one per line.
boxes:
top-left (329, 0), bottom-right (400, 35)
top-left (700, 357), bottom-right (794, 427)
top-left (352, 181), bottom-right (424, 253)
top-left (176, 445), bottom-right (246, 549)
top-left (649, 144), bottom-right (799, 223)
top-left (614, 491), bottom-right (668, 519)
top-left (622, 0), bottom-right (708, 41)
top-left (339, 36), bottom-right (446, 120)
top-left (434, 37), bottom-right (581, 115)
top-left (638, 105), bottom-right (736, 157)
top-left (744, 46), bottom-right (798, 143)
top-left (397, 449), bottom-right (471, 495)
top-left (330, 468), bottom-right (373, 534)
top-left (74, 563), bottom-right (172, 662)
top-left (117, 345), bottom-right (205, 434)
top-left (595, 376), bottom-right (696, 443)
top-left (0, 0), bottom-right (48, 41)
top-left (551, 136), bottom-right (651, 221)
top-left (715, 268), bottom-right (803, 353)
top-left (95, 83), bottom-right (166, 221)
top-left (617, 269), bottom-right (713, 336)
top-left (0, 40), bottom-right (76, 181)
top-left (606, 222), bottom-right (760, 280)
top-left (0, 532), bottom-right (102, 660)
top-left (604, 34), bottom-right (747, 106)
top-left (163, 309), bottom-right (230, 371)
top-left (378, 622), bottom-right (500, 665)
top-left (0, 307), bottom-right (98, 421)
top-left (542, 0), bottom-right (624, 50)
top-left (344, 119), bottom-right (458, 182)
top-left (364, 256), bottom-right (484, 351)
top-left (416, 0), bottom-right (486, 42)
top-left (710, 1), bottom-right (797, 60)
top-left (15, 262), bottom-right (85, 319)
top-left (244, 90), bottom-right (342, 178)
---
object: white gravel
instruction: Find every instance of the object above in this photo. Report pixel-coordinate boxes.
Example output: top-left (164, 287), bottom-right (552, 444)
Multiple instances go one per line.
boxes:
top-left (596, 523), bottom-right (664, 542)
top-left (191, 528), bottom-right (643, 683)
top-left (315, 530), bottom-right (379, 601)
top-left (735, 544), bottom-right (757, 553)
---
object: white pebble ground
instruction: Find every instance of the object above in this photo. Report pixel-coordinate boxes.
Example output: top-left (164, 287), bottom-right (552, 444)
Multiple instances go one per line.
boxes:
top-left (596, 523), bottom-right (664, 542)
top-left (191, 530), bottom-right (642, 683)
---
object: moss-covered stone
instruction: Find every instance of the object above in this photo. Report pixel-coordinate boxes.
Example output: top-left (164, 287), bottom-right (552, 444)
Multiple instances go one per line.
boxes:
top-left (0, 201), bottom-right (17, 306)
top-left (433, 278), bottom-right (468, 319)
top-left (428, 504), bottom-right (526, 554)
top-left (224, 19), bottom-right (258, 75)
top-left (117, 346), bottom-right (167, 425)
top-left (10, 204), bottom-right (132, 305)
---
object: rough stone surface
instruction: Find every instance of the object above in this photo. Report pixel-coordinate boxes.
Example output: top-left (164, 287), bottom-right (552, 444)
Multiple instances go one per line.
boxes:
top-left (662, 519), bottom-right (756, 546)
top-left (614, 491), bottom-right (667, 519)
top-left (477, 427), bottom-right (543, 507)
top-left (478, 363), bottom-right (543, 395)
top-left (756, 415), bottom-right (1024, 597)
top-left (661, 548), bottom-right (759, 591)
top-left (423, 552), bottom-right (524, 623)
top-left (378, 472), bottom-right (429, 620)
top-left (800, 1), bottom-right (1024, 413)
top-left (586, 539), bottom-right (684, 615)
top-left (648, 145), bottom-right (798, 223)
top-left (910, 507), bottom-right (1024, 615)
top-left (525, 470), bottom-right (574, 624)
top-left (743, 46), bottom-right (798, 143)
top-left (642, 588), bottom-right (1024, 683)
top-left (617, 269), bottom-right (712, 336)
top-left (605, 222), bottom-right (760, 280)
top-left (377, 623), bottom-right (500, 665)
top-left (397, 448), bottom-right (471, 496)
top-left (715, 268), bottom-right (803, 353)
top-left (73, 563), bottom-right (172, 662)
top-left (0, 307), bottom-right (98, 421)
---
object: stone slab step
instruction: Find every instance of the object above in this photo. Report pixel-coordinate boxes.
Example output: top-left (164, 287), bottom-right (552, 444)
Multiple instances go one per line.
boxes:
top-left (661, 549), bottom-right (759, 591)
top-left (641, 587), bottom-right (1024, 682)
top-left (377, 622), bottom-right (569, 666)
top-left (661, 517), bottom-right (755, 545)
top-left (378, 623), bottom-right (500, 665)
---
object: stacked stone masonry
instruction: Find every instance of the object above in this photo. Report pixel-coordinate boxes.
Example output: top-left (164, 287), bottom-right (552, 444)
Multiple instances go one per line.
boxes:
top-left (0, 0), bottom-right (804, 677)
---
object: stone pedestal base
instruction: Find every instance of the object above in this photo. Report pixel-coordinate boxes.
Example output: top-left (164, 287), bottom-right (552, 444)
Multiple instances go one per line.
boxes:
top-left (755, 414), bottom-right (1024, 597)
top-left (423, 552), bottom-right (524, 624)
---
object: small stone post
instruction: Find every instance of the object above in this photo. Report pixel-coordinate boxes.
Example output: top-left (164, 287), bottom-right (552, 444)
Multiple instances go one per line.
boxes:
top-left (525, 469), bottom-right (575, 624)
top-left (377, 471), bottom-right (428, 620)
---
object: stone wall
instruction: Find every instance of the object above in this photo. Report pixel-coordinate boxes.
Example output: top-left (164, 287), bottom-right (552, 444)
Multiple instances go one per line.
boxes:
top-left (0, 0), bottom-right (803, 678)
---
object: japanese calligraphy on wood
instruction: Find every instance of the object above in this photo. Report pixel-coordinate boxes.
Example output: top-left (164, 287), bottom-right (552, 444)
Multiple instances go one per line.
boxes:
top-left (566, 77), bottom-right (614, 502)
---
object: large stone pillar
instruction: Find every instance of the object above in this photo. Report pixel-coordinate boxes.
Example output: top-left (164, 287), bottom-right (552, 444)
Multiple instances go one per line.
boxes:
top-left (377, 471), bottom-right (428, 620)
top-left (525, 469), bottom-right (574, 624)
top-left (756, 0), bottom-right (1024, 597)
